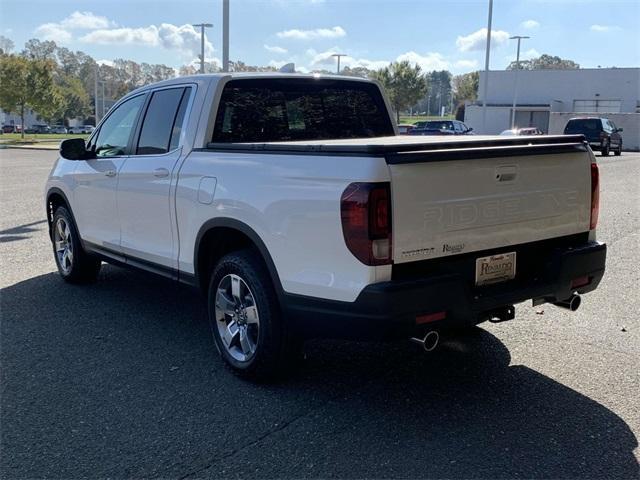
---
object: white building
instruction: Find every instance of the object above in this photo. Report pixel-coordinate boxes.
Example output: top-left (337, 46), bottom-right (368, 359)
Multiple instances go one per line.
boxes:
top-left (465, 67), bottom-right (640, 150)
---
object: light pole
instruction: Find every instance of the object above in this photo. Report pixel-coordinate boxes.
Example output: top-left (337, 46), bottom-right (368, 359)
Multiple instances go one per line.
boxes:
top-left (193, 23), bottom-right (213, 73)
top-left (99, 80), bottom-right (106, 119)
top-left (481, 0), bottom-right (493, 133)
top-left (94, 65), bottom-right (99, 124)
top-left (509, 35), bottom-right (530, 130)
top-left (222, 0), bottom-right (229, 72)
top-left (331, 53), bottom-right (347, 74)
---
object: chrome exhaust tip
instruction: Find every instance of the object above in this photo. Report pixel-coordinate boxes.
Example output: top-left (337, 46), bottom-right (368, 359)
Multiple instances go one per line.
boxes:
top-left (554, 294), bottom-right (581, 312)
top-left (410, 330), bottom-right (440, 352)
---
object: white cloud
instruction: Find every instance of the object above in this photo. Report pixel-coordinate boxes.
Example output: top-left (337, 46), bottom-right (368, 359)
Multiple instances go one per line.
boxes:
top-left (590, 24), bottom-right (620, 32)
top-left (306, 48), bottom-right (388, 70)
top-left (456, 28), bottom-right (510, 52)
top-left (264, 44), bottom-right (288, 54)
top-left (35, 11), bottom-right (114, 43)
top-left (454, 59), bottom-right (479, 69)
top-left (521, 19), bottom-right (540, 29)
top-left (522, 48), bottom-right (540, 59)
top-left (277, 26), bottom-right (346, 40)
top-left (35, 23), bottom-right (73, 43)
top-left (60, 11), bottom-right (113, 30)
top-left (81, 23), bottom-right (214, 60)
top-left (397, 51), bottom-right (450, 71)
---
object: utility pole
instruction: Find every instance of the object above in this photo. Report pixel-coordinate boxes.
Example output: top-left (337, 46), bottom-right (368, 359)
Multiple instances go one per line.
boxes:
top-left (222, 0), bottom-right (229, 72)
top-left (331, 53), bottom-right (347, 74)
top-left (99, 81), bottom-right (106, 119)
top-left (481, 0), bottom-right (493, 133)
top-left (193, 23), bottom-right (213, 73)
top-left (509, 35), bottom-right (530, 130)
top-left (94, 65), bottom-right (99, 124)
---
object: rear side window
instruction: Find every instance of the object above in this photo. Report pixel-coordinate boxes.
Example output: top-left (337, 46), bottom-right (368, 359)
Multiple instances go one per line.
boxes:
top-left (137, 87), bottom-right (190, 155)
top-left (212, 78), bottom-right (394, 143)
top-left (564, 119), bottom-right (602, 134)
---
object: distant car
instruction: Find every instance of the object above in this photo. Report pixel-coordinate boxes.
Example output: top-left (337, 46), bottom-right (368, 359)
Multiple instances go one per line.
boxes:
top-left (409, 120), bottom-right (473, 136)
top-left (500, 127), bottom-right (544, 136)
top-left (2, 124), bottom-right (21, 133)
top-left (68, 125), bottom-right (95, 134)
top-left (563, 117), bottom-right (623, 156)
top-left (397, 124), bottom-right (415, 135)
top-left (24, 124), bottom-right (51, 134)
top-left (51, 125), bottom-right (68, 134)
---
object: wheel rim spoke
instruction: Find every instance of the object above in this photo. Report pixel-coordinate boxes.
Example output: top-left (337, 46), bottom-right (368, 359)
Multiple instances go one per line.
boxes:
top-left (239, 328), bottom-right (252, 355)
top-left (215, 291), bottom-right (236, 317)
top-left (244, 306), bottom-right (259, 324)
top-left (221, 320), bottom-right (239, 347)
top-left (230, 275), bottom-right (242, 303)
top-left (55, 240), bottom-right (65, 253)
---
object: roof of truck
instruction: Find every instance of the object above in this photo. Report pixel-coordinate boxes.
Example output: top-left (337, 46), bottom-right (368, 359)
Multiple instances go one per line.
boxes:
top-left (129, 72), bottom-right (373, 95)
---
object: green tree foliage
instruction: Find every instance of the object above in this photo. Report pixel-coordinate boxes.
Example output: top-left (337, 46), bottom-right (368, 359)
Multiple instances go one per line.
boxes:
top-left (507, 54), bottom-right (580, 70)
top-left (453, 71), bottom-right (479, 104)
top-left (0, 55), bottom-right (62, 137)
top-left (372, 61), bottom-right (427, 123)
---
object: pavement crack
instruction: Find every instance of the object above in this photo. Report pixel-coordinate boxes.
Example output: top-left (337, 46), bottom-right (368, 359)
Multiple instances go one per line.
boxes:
top-left (176, 402), bottom-right (326, 479)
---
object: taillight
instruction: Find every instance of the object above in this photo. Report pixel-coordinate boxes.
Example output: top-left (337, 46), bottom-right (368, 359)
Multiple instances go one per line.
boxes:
top-left (590, 162), bottom-right (599, 230)
top-left (340, 182), bottom-right (392, 265)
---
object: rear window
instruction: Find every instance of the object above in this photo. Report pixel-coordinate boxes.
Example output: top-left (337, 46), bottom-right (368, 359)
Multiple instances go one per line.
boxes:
top-left (212, 78), bottom-right (394, 143)
top-left (424, 121), bottom-right (454, 131)
top-left (564, 119), bottom-right (602, 134)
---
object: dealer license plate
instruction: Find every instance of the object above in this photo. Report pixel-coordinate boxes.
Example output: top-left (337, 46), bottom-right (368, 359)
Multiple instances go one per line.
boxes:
top-left (475, 252), bottom-right (516, 286)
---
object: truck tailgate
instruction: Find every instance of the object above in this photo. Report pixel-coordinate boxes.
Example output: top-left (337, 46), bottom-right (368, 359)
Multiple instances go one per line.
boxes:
top-left (388, 148), bottom-right (592, 264)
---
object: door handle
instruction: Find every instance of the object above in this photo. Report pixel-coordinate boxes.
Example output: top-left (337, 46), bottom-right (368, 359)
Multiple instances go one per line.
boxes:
top-left (153, 168), bottom-right (170, 178)
top-left (105, 170), bottom-right (116, 177)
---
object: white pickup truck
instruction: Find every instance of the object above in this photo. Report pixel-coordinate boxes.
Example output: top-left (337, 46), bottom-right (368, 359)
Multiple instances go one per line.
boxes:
top-left (46, 74), bottom-right (606, 379)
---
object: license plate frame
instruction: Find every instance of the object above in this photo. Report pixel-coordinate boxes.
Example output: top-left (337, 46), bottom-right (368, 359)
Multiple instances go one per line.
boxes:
top-left (475, 252), bottom-right (517, 286)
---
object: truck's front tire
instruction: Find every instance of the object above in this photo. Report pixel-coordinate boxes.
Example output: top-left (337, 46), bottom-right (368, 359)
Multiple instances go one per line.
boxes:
top-left (207, 249), bottom-right (300, 380)
top-left (51, 206), bottom-right (101, 284)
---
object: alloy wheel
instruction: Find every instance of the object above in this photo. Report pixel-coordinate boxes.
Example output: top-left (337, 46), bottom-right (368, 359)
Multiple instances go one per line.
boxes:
top-left (54, 217), bottom-right (74, 274)
top-left (214, 273), bottom-right (260, 362)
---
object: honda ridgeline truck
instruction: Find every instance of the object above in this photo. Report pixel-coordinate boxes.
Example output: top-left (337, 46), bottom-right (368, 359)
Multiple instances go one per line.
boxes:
top-left (46, 74), bottom-right (606, 379)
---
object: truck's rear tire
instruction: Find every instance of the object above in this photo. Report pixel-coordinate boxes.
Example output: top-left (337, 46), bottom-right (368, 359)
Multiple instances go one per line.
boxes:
top-left (207, 249), bottom-right (300, 380)
top-left (51, 206), bottom-right (101, 284)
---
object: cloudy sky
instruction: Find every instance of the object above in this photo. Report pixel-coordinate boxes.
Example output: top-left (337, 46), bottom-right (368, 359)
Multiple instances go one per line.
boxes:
top-left (1, 0), bottom-right (639, 73)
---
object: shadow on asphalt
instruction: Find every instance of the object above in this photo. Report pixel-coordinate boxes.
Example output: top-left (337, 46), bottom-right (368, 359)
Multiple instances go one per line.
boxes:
top-left (0, 219), bottom-right (48, 243)
top-left (1, 265), bottom-right (638, 479)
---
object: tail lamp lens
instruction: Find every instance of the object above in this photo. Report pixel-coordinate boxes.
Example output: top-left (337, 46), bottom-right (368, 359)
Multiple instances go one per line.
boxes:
top-left (340, 182), bottom-right (392, 265)
top-left (590, 162), bottom-right (599, 230)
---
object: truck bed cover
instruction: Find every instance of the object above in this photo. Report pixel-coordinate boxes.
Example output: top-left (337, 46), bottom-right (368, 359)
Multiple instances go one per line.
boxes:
top-left (205, 134), bottom-right (587, 162)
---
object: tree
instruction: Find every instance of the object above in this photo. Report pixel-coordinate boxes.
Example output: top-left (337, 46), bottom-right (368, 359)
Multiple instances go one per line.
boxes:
top-left (0, 35), bottom-right (14, 55)
top-left (507, 54), bottom-right (579, 70)
top-left (341, 66), bottom-right (372, 78)
top-left (453, 71), bottom-right (479, 104)
top-left (0, 55), bottom-right (62, 137)
top-left (53, 74), bottom-right (91, 125)
top-left (21, 39), bottom-right (57, 61)
top-left (372, 61), bottom-right (427, 123)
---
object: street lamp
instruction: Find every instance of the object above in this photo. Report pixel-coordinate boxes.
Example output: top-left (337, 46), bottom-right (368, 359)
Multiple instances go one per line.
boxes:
top-left (481, 0), bottom-right (493, 133)
top-left (193, 23), bottom-right (213, 73)
top-left (509, 35), bottom-right (530, 130)
top-left (331, 53), bottom-right (347, 74)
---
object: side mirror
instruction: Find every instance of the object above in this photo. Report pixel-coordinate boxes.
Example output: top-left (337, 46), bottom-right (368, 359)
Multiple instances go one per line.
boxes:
top-left (467, 127), bottom-right (473, 132)
top-left (617, 127), bottom-right (623, 132)
top-left (60, 138), bottom-right (93, 160)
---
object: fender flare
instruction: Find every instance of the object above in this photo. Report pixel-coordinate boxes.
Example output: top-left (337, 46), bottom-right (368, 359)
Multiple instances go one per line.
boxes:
top-left (193, 218), bottom-right (285, 299)
top-left (45, 187), bottom-right (75, 239)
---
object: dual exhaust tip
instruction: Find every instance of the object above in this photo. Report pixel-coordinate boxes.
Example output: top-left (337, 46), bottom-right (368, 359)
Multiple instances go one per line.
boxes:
top-left (410, 294), bottom-right (581, 353)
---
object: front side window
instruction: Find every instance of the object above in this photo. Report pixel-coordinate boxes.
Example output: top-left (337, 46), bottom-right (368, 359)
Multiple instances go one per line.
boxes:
top-left (136, 87), bottom-right (190, 155)
top-left (94, 95), bottom-right (146, 157)
top-left (212, 79), bottom-right (394, 143)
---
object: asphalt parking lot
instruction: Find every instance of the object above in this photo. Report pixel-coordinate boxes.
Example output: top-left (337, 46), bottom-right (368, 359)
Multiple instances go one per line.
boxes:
top-left (1, 148), bottom-right (639, 479)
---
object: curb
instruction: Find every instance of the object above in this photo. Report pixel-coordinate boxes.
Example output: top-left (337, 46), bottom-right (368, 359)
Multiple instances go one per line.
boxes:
top-left (0, 144), bottom-right (59, 151)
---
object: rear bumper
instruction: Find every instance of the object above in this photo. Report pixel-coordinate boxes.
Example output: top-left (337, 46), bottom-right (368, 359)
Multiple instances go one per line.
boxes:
top-left (284, 240), bottom-right (606, 340)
